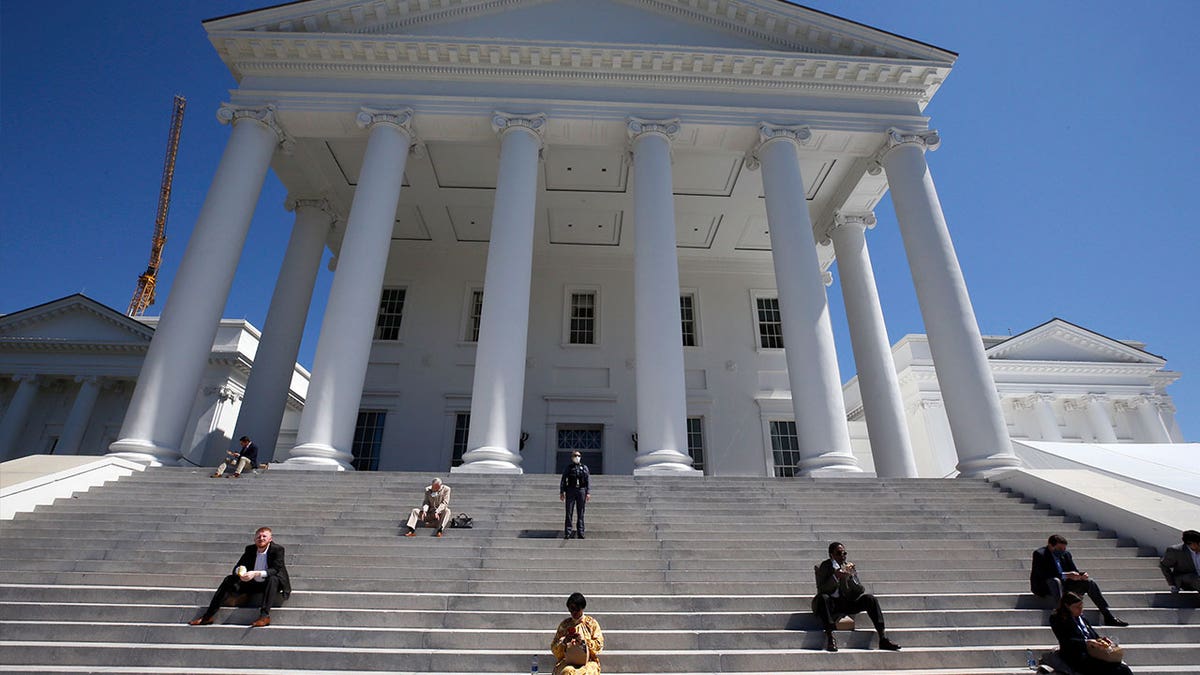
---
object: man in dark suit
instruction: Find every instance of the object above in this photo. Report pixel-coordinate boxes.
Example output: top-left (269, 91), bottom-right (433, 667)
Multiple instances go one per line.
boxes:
top-left (211, 436), bottom-right (260, 478)
top-left (560, 450), bottom-right (590, 540)
top-left (811, 542), bottom-right (900, 653)
top-left (189, 526), bottom-right (290, 627)
top-left (1031, 534), bottom-right (1127, 626)
top-left (1159, 529), bottom-right (1200, 592)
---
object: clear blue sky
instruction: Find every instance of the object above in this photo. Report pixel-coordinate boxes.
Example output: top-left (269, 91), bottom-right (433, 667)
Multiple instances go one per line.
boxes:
top-left (2, 1), bottom-right (1197, 441)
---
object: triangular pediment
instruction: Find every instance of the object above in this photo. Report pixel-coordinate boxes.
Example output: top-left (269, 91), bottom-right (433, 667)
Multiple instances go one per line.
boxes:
top-left (986, 319), bottom-right (1164, 365)
top-left (205, 0), bottom-right (955, 61)
top-left (0, 294), bottom-right (154, 344)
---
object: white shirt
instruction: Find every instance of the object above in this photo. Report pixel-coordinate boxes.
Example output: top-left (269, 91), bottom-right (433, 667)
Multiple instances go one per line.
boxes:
top-left (251, 545), bottom-right (269, 581)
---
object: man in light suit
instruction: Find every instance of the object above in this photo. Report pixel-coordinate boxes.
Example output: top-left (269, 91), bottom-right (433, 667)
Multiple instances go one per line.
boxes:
top-left (404, 477), bottom-right (452, 537)
top-left (1159, 529), bottom-right (1200, 592)
top-left (189, 527), bottom-right (291, 627)
top-left (1031, 534), bottom-right (1127, 626)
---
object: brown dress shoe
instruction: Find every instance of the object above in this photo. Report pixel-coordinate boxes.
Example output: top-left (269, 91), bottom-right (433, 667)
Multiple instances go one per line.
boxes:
top-left (231, 473), bottom-right (240, 478)
top-left (209, 474), bottom-right (221, 478)
top-left (188, 616), bottom-right (214, 626)
top-left (404, 530), bottom-right (415, 537)
top-left (251, 615), bottom-right (271, 627)
top-left (434, 530), bottom-right (443, 537)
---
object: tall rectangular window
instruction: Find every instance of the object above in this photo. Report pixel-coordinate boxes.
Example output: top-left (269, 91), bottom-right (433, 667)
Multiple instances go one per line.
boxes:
top-left (465, 290), bottom-right (484, 342)
top-left (451, 412), bottom-right (470, 467)
top-left (680, 293), bottom-right (697, 347)
top-left (686, 416), bottom-right (705, 473)
top-left (374, 288), bottom-right (406, 341)
top-left (351, 410), bottom-right (386, 471)
top-left (569, 292), bottom-right (596, 345)
top-left (770, 420), bottom-right (800, 477)
top-left (756, 296), bottom-right (784, 349)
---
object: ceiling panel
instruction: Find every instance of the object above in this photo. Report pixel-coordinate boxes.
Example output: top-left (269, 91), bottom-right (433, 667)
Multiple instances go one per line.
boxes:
top-left (428, 142), bottom-right (499, 189)
top-left (394, 205), bottom-right (431, 241)
top-left (544, 147), bottom-right (626, 192)
top-left (676, 212), bottom-right (721, 249)
top-left (446, 206), bottom-right (492, 242)
top-left (672, 151), bottom-right (743, 196)
top-left (548, 208), bottom-right (622, 246)
top-left (735, 215), bottom-right (772, 251)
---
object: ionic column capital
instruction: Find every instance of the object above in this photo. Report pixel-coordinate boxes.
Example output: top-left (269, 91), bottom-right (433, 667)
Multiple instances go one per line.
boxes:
top-left (1064, 394), bottom-right (1107, 412)
top-left (822, 210), bottom-right (877, 245)
top-left (204, 384), bottom-right (244, 403)
top-left (74, 375), bottom-right (101, 387)
top-left (216, 103), bottom-right (293, 153)
top-left (285, 196), bottom-right (338, 222)
top-left (357, 105), bottom-right (417, 137)
top-left (11, 374), bottom-right (39, 385)
top-left (746, 122), bottom-right (812, 170)
top-left (868, 127), bottom-right (941, 174)
top-left (491, 111), bottom-right (547, 147)
top-left (626, 116), bottom-right (681, 143)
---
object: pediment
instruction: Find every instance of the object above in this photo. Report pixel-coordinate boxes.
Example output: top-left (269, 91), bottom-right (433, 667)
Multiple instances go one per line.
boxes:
top-left (0, 295), bottom-right (154, 344)
top-left (986, 319), bottom-right (1163, 365)
top-left (204, 0), bottom-right (954, 61)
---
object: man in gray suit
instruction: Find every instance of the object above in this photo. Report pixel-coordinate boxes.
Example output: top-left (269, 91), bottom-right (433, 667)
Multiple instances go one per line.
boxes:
top-left (1160, 529), bottom-right (1200, 593)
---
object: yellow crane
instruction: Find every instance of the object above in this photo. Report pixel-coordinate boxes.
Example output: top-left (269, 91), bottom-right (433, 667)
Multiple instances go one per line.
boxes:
top-left (127, 94), bottom-right (187, 317)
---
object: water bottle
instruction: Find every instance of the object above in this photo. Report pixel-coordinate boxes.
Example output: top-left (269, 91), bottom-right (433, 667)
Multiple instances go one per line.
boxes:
top-left (1026, 649), bottom-right (1037, 670)
top-left (530, 655), bottom-right (538, 674)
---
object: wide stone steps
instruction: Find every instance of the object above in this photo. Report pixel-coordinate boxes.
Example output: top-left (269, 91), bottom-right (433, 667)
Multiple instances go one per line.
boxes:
top-left (1, 468), bottom-right (1194, 674)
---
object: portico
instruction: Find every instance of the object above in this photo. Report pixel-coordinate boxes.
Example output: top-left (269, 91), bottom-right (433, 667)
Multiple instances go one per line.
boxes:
top-left (106, 0), bottom-right (1024, 478)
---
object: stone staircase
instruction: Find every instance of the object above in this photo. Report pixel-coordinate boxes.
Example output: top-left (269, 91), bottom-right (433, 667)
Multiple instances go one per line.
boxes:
top-left (0, 468), bottom-right (1196, 674)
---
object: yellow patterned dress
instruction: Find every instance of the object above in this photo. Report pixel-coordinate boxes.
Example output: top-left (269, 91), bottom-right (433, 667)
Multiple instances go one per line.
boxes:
top-left (550, 614), bottom-right (604, 675)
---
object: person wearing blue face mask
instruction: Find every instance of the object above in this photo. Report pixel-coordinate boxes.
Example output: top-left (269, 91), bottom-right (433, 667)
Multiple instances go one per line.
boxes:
top-left (1032, 534), bottom-right (1128, 627)
top-left (559, 451), bottom-right (590, 540)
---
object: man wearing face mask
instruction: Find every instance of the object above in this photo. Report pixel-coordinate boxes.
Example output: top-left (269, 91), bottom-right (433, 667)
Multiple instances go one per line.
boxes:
top-left (560, 451), bottom-right (590, 540)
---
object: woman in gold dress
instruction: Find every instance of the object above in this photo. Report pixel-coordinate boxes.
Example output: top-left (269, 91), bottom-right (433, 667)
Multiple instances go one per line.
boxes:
top-left (551, 592), bottom-right (604, 675)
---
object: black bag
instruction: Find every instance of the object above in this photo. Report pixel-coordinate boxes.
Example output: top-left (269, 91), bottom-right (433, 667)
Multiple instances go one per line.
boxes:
top-left (450, 512), bottom-right (473, 528)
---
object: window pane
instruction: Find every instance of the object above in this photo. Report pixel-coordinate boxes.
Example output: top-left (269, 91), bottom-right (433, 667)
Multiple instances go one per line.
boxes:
top-left (374, 288), bottom-right (406, 341)
top-left (451, 412), bottom-right (470, 467)
top-left (466, 290), bottom-right (483, 342)
top-left (756, 296), bottom-right (784, 349)
top-left (686, 416), bottom-right (704, 472)
top-left (769, 420), bottom-right (799, 477)
top-left (569, 292), bottom-right (596, 344)
top-left (680, 294), bottom-right (696, 347)
top-left (352, 410), bottom-right (386, 471)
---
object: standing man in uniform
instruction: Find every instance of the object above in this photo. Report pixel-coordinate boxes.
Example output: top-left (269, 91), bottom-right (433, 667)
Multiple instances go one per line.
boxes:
top-left (560, 450), bottom-right (590, 540)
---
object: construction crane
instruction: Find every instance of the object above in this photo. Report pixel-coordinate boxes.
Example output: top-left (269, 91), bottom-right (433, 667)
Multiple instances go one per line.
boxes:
top-left (127, 94), bottom-right (187, 317)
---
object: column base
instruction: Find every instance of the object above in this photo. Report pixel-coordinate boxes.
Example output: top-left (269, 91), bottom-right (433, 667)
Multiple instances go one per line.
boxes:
top-left (633, 449), bottom-right (702, 475)
top-left (282, 443), bottom-right (354, 471)
top-left (106, 438), bottom-right (181, 467)
top-left (955, 452), bottom-right (1024, 479)
top-left (454, 446), bottom-right (523, 474)
top-left (798, 453), bottom-right (864, 476)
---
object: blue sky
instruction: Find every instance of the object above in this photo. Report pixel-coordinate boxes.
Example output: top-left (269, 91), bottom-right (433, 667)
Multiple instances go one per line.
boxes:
top-left (2, 1), bottom-right (1197, 441)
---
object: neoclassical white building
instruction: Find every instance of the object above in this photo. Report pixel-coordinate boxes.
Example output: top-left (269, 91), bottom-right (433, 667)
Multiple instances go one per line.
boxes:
top-left (99, 0), bottom-right (1115, 478)
top-left (0, 294), bottom-right (308, 467)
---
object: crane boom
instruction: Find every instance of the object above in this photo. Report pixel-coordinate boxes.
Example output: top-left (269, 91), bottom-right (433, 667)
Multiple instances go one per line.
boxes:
top-left (127, 94), bottom-right (187, 316)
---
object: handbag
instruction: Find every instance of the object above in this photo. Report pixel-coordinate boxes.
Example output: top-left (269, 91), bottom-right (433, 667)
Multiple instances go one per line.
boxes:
top-left (450, 512), bottom-right (473, 528)
top-left (564, 641), bottom-right (589, 667)
top-left (1085, 638), bottom-right (1124, 663)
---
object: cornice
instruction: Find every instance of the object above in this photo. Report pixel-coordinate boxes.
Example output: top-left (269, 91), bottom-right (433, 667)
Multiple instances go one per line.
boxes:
top-left (210, 34), bottom-right (947, 101)
top-left (987, 322), bottom-right (1163, 365)
top-left (0, 338), bottom-right (151, 354)
top-left (0, 301), bottom-right (154, 342)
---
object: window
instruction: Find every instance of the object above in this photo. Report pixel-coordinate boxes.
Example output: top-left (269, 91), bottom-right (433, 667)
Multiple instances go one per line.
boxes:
top-left (464, 290), bottom-right (484, 342)
top-left (770, 420), bottom-right (800, 477)
top-left (374, 288), bottom-right (406, 341)
top-left (568, 291), bottom-right (597, 345)
top-left (351, 410), bottom-right (386, 471)
top-left (755, 295), bottom-right (784, 349)
top-left (680, 293), bottom-right (698, 347)
top-left (556, 424), bottom-right (603, 474)
top-left (451, 412), bottom-right (470, 467)
top-left (686, 416), bottom-right (705, 473)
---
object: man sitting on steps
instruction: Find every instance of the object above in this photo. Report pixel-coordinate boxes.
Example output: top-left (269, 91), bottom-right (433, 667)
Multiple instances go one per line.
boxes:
top-left (188, 526), bottom-right (290, 627)
top-left (404, 477), bottom-right (452, 537)
top-left (1031, 534), bottom-right (1128, 627)
top-left (210, 436), bottom-right (260, 478)
top-left (812, 541), bottom-right (901, 653)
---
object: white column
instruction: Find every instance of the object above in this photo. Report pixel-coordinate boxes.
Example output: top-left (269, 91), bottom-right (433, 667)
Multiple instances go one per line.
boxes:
top-left (286, 108), bottom-right (414, 470)
top-left (1028, 393), bottom-right (1064, 442)
top-left (0, 375), bottom-right (40, 459)
top-left (57, 376), bottom-right (103, 455)
top-left (826, 211), bottom-right (916, 477)
top-left (1068, 395), bottom-right (1117, 443)
top-left (233, 198), bottom-right (334, 462)
top-left (456, 112), bottom-right (546, 474)
top-left (751, 123), bottom-right (858, 475)
top-left (877, 128), bottom-right (1021, 477)
top-left (627, 117), bottom-right (698, 475)
top-left (108, 104), bottom-right (285, 466)
top-left (1131, 395), bottom-right (1172, 443)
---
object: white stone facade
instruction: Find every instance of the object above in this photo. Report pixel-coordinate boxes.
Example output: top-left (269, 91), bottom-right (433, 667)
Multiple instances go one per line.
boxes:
top-left (843, 319), bottom-right (1184, 478)
top-left (0, 295), bottom-right (307, 467)
top-left (106, 0), bottom-right (1042, 477)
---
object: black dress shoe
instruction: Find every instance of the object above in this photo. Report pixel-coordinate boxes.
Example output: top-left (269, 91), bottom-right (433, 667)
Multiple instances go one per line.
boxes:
top-left (577, 532), bottom-right (585, 539)
top-left (1103, 614), bottom-right (1129, 627)
top-left (824, 632), bottom-right (838, 652)
top-left (563, 532), bottom-right (572, 540)
top-left (879, 636), bottom-right (901, 651)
